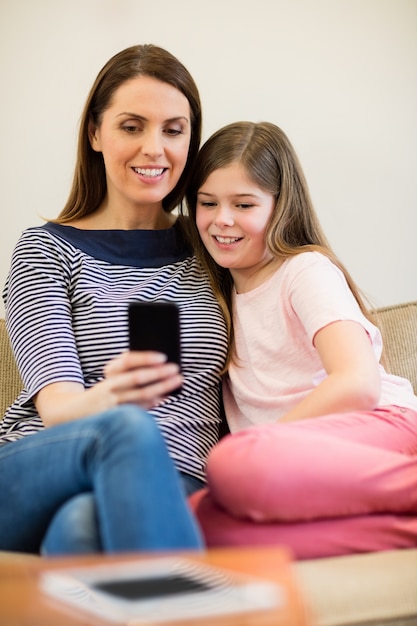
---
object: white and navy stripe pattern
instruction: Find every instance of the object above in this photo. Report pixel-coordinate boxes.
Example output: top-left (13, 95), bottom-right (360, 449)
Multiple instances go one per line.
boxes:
top-left (1, 221), bottom-right (228, 481)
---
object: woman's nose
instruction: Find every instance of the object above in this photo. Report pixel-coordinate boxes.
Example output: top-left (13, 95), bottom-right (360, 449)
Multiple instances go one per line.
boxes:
top-left (141, 130), bottom-right (163, 158)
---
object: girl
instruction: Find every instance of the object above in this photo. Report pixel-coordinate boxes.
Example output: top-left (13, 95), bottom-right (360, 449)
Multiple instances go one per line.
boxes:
top-left (0, 45), bottom-right (227, 555)
top-left (185, 121), bottom-right (417, 559)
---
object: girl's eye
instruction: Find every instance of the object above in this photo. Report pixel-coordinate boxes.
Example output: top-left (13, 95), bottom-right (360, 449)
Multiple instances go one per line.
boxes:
top-left (237, 203), bottom-right (254, 209)
top-left (199, 201), bottom-right (217, 208)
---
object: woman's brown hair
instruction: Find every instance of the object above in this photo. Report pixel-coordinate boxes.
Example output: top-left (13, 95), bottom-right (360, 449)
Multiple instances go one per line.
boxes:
top-left (56, 44), bottom-right (202, 223)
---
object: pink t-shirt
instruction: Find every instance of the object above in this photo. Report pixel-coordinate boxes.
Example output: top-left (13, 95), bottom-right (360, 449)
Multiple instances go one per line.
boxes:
top-left (223, 251), bottom-right (417, 432)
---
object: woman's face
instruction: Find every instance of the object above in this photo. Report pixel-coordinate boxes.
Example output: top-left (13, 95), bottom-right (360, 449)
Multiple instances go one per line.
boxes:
top-left (90, 75), bottom-right (191, 218)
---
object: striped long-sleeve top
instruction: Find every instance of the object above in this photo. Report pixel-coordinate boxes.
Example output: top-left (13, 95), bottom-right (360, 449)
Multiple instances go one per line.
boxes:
top-left (1, 220), bottom-right (228, 481)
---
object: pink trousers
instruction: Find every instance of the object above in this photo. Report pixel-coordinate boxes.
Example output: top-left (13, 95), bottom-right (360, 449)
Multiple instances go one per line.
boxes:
top-left (189, 405), bottom-right (417, 559)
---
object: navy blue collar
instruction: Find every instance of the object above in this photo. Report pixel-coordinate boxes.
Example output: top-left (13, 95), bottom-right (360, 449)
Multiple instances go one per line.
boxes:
top-left (41, 220), bottom-right (191, 268)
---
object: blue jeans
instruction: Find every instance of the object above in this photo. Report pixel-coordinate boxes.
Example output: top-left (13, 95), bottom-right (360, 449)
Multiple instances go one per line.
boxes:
top-left (41, 473), bottom-right (205, 554)
top-left (0, 406), bottom-right (203, 554)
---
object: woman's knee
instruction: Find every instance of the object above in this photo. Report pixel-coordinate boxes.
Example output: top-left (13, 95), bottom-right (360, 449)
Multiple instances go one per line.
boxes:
top-left (42, 493), bottom-right (101, 555)
top-left (86, 404), bottom-right (166, 458)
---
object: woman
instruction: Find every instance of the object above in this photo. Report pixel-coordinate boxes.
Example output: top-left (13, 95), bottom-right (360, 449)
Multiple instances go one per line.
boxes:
top-left (0, 45), bottom-right (227, 554)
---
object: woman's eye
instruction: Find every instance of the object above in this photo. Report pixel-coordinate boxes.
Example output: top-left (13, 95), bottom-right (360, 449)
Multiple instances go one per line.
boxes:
top-left (122, 124), bottom-right (140, 133)
top-left (164, 128), bottom-right (183, 136)
top-left (237, 203), bottom-right (253, 209)
top-left (200, 201), bottom-right (216, 207)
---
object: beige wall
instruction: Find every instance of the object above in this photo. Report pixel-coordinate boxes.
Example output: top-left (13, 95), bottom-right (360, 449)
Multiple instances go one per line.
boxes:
top-left (1, 0), bottom-right (416, 315)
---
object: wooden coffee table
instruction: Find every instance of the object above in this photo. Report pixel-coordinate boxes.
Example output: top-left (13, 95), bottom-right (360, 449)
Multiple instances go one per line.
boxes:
top-left (0, 546), bottom-right (310, 625)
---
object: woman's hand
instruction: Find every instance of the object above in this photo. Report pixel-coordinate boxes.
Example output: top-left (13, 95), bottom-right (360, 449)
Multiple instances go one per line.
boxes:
top-left (34, 351), bottom-right (183, 427)
top-left (103, 350), bottom-right (183, 407)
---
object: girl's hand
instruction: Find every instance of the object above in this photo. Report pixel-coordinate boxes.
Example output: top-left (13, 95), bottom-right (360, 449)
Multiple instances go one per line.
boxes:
top-left (34, 351), bottom-right (183, 427)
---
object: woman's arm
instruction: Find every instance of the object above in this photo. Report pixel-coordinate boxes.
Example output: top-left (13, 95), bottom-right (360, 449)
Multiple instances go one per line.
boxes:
top-left (35, 350), bottom-right (183, 427)
top-left (279, 320), bottom-right (381, 423)
top-left (6, 230), bottom-right (183, 427)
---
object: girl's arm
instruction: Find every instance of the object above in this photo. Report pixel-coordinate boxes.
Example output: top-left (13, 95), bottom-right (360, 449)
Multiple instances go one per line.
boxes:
top-left (279, 319), bottom-right (381, 423)
top-left (35, 350), bottom-right (183, 427)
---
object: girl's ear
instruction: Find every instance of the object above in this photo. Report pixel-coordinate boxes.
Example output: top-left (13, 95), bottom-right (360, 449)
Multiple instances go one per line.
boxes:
top-left (88, 118), bottom-right (101, 152)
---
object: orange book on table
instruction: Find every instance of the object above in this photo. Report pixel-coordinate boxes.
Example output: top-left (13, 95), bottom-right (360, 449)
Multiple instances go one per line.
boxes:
top-left (0, 546), bottom-right (311, 626)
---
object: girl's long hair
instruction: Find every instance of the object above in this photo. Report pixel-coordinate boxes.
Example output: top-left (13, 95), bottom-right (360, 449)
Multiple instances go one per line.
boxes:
top-left (55, 44), bottom-right (202, 223)
top-left (184, 121), bottom-right (373, 369)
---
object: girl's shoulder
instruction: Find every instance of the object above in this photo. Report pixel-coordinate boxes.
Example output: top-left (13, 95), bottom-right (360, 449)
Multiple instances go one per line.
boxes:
top-left (282, 250), bottom-right (339, 282)
top-left (280, 251), bottom-right (351, 307)
top-left (286, 250), bottom-right (333, 269)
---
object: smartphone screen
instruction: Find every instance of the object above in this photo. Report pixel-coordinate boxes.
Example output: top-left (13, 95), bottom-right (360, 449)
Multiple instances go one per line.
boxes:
top-left (128, 301), bottom-right (181, 368)
top-left (93, 573), bottom-right (211, 601)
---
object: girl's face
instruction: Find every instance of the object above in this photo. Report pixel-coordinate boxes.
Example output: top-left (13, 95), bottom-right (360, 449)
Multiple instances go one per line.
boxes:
top-left (196, 162), bottom-right (276, 291)
top-left (90, 75), bottom-right (191, 221)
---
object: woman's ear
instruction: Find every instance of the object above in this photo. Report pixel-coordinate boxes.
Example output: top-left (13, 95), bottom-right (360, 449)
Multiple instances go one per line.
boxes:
top-left (88, 118), bottom-right (101, 152)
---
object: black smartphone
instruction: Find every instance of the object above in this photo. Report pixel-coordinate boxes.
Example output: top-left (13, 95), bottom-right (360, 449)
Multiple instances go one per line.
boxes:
top-left (128, 301), bottom-right (181, 369)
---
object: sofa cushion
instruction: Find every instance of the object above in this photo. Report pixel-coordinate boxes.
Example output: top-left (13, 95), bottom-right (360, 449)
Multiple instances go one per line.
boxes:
top-left (0, 319), bottom-right (22, 417)
top-left (190, 488), bottom-right (417, 559)
top-left (295, 548), bottom-right (417, 626)
top-left (371, 301), bottom-right (417, 394)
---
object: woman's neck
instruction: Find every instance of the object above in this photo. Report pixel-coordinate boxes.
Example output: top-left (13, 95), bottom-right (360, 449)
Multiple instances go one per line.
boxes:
top-left (67, 203), bottom-right (177, 231)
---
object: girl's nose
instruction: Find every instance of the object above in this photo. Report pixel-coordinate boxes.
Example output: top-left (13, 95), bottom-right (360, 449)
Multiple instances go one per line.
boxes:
top-left (214, 206), bottom-right (234, 227)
